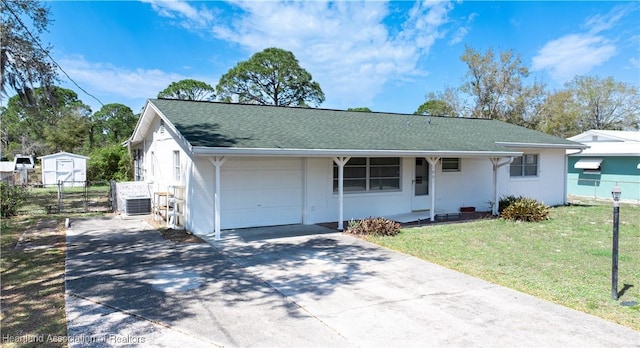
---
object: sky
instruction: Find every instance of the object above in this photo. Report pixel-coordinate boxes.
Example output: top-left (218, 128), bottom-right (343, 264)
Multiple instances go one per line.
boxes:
top-left (27, 0), bottom-right (640, 115)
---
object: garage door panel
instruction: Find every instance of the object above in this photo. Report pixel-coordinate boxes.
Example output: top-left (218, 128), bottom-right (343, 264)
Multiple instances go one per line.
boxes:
top-left (220, 158), bottom-right (303, 229)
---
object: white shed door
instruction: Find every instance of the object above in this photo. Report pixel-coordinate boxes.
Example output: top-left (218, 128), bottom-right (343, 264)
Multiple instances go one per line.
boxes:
top-left (220, 158), bottom-right (303, 229)
top-left (56, 159), bottom-right (74, 183)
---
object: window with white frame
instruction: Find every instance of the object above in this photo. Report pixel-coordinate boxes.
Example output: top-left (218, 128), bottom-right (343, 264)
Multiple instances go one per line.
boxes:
top-left (333, 158), bottom-right (401, 192)
top-left (510, 154), bottom-right (538, 177)
top-left (442, 158), bottom-right (460, 172)
top-left (150, 151), bottom-right (155, 177)
top-left (173, 150), bottom-right (180, 181)
top-left (134, 149), bottom-right (144, 181)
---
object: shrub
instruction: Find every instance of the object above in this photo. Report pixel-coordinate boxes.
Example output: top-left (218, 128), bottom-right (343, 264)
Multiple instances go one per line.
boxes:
top-left (499, 195), bottom-right (523, 213)
top-left (0, 183), bottom-right (29, 218)
top-left (500, 197), bottom-right (550, 222)
top-left (87, 145), bottom-right (131, 181)
top-left (345, 217), bottom-right (401, 236)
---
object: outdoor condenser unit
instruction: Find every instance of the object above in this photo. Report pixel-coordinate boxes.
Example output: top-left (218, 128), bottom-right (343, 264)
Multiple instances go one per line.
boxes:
top-left (124, 196), bottom-right (151, 215)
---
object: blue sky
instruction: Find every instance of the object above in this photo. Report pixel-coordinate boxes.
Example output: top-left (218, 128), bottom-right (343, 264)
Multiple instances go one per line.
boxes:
top-left (36, 0), bottom-right (640, 114)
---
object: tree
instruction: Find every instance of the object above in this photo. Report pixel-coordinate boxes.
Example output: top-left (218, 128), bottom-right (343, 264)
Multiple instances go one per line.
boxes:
top-left (87, 144), bottom-right (131, 181)
top-left (157, 79), bottom-right (215, 101)
top-left (44, 112), bottom-right (90, 153)
top-left (90, 103), bottom-right (138, 146)
top-left (216, 47), bottom-right (325, 107)
top-left (422, 88), bottom-right (464, 118)
top-left (414, 99), bottom-right (455, 116)
top-left (1, 0), bottom-right (57, 103)
top-left (532, 90), bottom-right (582, 138)
top-left (568, 76), bottom-right (639, 131)
top-left (533, 76), bottom-right (640, 137)
top-left (0, 86), bottom-right (91, 156)
top-left (459, 45), bottom-right (531, 123)
top-left (347, 107), bottom-right (372, 112)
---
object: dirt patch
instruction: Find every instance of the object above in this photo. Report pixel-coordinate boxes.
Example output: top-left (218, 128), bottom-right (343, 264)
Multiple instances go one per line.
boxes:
top-left (15, 218), bottom-right (61, 250)
top-left (159, 228), bottom-right (205, 243)
top-left (145, 218), bottom-right (205, 243)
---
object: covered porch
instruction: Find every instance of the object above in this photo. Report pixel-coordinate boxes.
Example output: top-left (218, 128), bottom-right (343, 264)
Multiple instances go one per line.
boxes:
top-left (198, 151), bottom-right (518, 240)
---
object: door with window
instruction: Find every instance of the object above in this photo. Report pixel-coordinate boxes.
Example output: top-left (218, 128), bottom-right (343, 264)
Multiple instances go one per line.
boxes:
top-left (412, 158), bottom-right (429, 211)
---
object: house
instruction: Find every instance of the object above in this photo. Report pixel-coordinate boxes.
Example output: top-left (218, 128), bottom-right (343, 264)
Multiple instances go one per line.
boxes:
top-left (0, 154), bottom-right (36, 185)
top-left (567, 130), bottom-right (640, 202)
top-left (128, 99), bottom-right (585, 239)
top-left (37, 151), bottom-right (89, 187)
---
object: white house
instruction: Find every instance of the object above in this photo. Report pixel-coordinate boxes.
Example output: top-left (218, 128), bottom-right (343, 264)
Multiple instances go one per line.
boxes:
top-left (129, 99), bottom-right (586, 239)
top-left (38, 151), bottom-right (89, 187)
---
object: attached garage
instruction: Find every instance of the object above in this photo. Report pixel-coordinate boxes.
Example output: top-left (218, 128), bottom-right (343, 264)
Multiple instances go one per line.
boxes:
top-left (220, 157), bottom-right (304, 229)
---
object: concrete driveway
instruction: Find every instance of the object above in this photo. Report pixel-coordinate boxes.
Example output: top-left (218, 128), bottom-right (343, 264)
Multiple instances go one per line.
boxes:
top-left (65, 216), bottom-right (640, 347)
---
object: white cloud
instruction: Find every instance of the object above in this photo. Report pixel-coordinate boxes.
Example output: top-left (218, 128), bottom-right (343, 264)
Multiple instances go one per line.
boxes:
top-left (141, 0), bottom-right (214, 29)
top-left (583, 4), bottom-right (628, 34)
top-left (146, 0), bottom-right (454, 108)
top-left (531, 4), bottom-right (632, 83)
top-left (531, 34), bottom-right (616, 82)
top-left (59, 56), bottom-right (185, 97)
top-left (57, 56), bottom-right (216, 111)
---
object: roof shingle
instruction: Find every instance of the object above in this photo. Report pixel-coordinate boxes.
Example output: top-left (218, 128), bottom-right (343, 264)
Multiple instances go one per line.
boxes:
top-left (148, 98), bottom-right (581, 153)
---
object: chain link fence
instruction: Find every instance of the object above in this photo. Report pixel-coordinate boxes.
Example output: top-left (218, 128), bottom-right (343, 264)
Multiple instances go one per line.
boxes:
top-left (17, 181), bottom-right (113, 215)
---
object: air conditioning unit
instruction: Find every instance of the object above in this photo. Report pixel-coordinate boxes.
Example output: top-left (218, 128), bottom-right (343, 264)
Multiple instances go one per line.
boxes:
top-left (124, 196), bottom-right (151, 215)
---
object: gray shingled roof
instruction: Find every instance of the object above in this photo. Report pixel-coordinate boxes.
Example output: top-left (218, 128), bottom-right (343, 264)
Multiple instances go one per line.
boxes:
top-left (148, 98), bottom-right (582, 153)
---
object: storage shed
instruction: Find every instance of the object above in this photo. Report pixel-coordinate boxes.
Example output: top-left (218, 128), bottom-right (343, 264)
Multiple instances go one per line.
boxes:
top-left (38, 152), bottom-right (89, 187)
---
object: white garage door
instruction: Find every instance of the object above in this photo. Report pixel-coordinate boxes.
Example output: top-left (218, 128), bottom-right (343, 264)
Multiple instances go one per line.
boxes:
top-left (220, 157), bottom-right (303, 229)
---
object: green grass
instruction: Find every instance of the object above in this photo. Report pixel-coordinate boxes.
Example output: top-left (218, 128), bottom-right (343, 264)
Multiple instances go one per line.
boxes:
top-left (1, 215), bottom-right (68, 347)
top-left (18, 185), bottom-right (111, 215)
top-left (366, 201), bottom-right (640, 330)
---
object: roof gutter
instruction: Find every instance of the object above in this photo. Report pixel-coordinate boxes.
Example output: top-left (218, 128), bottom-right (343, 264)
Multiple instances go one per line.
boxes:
top-left (496, 141), bottom-right (588, 150)
top-left (192, 147), bottom-right (523, 158)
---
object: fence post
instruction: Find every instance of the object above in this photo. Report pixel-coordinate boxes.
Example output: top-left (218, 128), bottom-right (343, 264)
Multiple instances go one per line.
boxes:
top-left (57, 180), bottom-right (63, 212)
top-left (84, 181), bottom-right (88, 213)
top-left (109, 180), bottom-right (117, 213)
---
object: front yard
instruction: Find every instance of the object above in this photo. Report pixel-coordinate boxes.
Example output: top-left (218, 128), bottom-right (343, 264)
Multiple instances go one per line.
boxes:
top-left (367, 201), bottom-right (640, 330)
top-left (1, 199), bottom-right (638, 343)
top-left (1, 215), bottom-right (68, 347)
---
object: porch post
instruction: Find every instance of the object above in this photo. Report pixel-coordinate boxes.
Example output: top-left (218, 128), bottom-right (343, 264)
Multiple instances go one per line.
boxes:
top-left (208, 156), bottom-right (226, 240)
top-left (426, 157), bottom-right (440, 222)
top-left (490, 157), bottom-right (514, 216)
top-left (333, 157), bottom-right (351, 231)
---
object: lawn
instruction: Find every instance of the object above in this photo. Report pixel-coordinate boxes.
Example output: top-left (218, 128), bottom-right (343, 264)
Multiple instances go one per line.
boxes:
top-left (18, 184), bottom-right (111, 215)
top-left (366, 201), bottom-right (640, 331)
top-left (1, 215), bottom-right (68, 347)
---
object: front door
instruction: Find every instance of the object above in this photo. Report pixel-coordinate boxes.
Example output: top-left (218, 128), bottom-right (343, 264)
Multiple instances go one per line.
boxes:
top-left (412, 158), bottom-right (429, 211)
